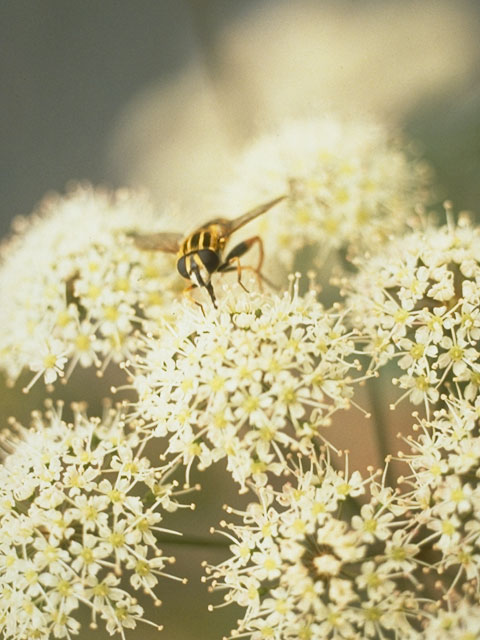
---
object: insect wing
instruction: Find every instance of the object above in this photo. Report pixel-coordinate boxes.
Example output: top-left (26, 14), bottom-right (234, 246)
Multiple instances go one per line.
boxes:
top-left (218, 195), bottom-right (286, 236)
top-left (128, 231), bottom-right (183, 253)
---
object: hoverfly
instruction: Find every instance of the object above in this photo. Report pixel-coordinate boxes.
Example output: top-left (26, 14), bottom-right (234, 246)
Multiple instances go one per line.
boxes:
top-left (129, 195), bottom-right (285, 307)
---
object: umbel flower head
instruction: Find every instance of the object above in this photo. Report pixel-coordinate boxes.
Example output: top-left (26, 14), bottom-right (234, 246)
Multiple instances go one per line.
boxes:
top-left (0, 401), bottom-right (189, 639)
top-left (343, 215), bottom-right (480, 412)
top-left (130, 280), bottom-right (367, 488)
top-left (205, 450), bottom-right (424, 640)
top-left (217, 117), bottom-right (430, 275)
top-left (0, 184), bottom-right (180, 390)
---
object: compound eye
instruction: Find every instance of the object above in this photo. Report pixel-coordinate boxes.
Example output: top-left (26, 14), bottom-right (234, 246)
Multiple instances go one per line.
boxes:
top-left (177, 255), bottom-right (189, 279)
top-left (197, 249), bottom-right (220, 274)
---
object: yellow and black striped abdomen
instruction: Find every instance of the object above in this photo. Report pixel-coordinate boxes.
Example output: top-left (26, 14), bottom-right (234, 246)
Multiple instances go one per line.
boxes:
top-left (176, 224), bottom-right (225, 281)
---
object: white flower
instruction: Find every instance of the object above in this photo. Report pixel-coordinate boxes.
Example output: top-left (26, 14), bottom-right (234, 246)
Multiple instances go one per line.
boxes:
top-left (27, 338), bottom-right (68, 388)
top-left (351, 503), bottom-right (394, 543)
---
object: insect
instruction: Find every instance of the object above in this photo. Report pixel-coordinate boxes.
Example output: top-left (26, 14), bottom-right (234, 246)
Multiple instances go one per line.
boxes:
top-left (129, 195), bottom-right (285, 307)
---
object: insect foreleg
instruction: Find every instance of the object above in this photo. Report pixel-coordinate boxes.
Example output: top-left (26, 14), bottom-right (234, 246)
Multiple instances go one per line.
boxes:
top-left (182, 281), bottom-right (216, 313)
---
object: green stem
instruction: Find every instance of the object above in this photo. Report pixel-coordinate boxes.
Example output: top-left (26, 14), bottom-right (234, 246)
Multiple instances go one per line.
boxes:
top-left (366, 375), bottom-right (393, 484)
top-left (158, 534), bottom-right (230, 548)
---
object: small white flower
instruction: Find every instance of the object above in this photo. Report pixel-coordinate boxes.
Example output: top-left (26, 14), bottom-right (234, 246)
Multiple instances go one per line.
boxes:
top-left (26, 338), bottom-right (68, 390)
top-left (351, 503), bottom-right (394, 543)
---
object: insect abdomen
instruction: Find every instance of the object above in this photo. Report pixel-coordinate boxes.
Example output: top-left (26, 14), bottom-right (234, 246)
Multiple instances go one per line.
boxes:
top-left (177, 250), bottom-right (220, 279)
top-left (177, 226), bottom-right (223, 280)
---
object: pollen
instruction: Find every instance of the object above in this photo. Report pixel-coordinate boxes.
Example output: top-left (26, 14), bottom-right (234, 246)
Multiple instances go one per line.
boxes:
top-left (209, 375), bottom-right (226, 392)
top-left (75, 334), bottom-right (91, 351)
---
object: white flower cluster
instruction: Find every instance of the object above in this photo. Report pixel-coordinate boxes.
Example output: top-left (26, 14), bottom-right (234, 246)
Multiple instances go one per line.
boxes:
top-left (207, 396), bottom-right (480, 638)
top-left (344, 218), bottom-right (480, 411)
top-left (0, 403), bottom-right (187, 639)
top-left (398, 397), bottom-right (480, 601)
top-left (218, 117), bottom-right (430, 274)
top-left (205, 452), bottom-right (423, 640)
top-left (0, 185), bottom-right (179, 390)
top-left (2, 112), bottom-right (477, 638)
top-left (131, 283), bottom-right (365, 487)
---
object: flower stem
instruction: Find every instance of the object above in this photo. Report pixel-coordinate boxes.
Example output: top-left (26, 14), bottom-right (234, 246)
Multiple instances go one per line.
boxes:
top-left (366, 374), bottom-right (392, 482)
top-left (157, 534), bottom-right (230, 548)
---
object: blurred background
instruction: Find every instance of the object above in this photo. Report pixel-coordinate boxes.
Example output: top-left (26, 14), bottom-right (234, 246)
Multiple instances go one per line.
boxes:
top-left (1, 1), bottom-right (480, 638)
top-left (2, 0), bottom-right (480, 238)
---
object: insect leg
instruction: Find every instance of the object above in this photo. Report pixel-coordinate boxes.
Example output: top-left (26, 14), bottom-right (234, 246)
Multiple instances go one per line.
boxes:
top-left (182, 281), bottom-right (217, 313)
top-left (219, 236), bottom-right (265, 291)
top-left (183, 282), bottom-right (204, 315)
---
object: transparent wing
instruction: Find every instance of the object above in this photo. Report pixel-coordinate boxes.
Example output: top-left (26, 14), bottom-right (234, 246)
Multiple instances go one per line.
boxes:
top-left (207, 195), bottom-right (286, 235)
top-left (127, 231), bottom-right (183, 253)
